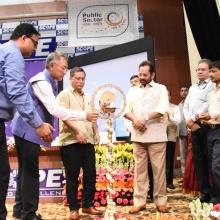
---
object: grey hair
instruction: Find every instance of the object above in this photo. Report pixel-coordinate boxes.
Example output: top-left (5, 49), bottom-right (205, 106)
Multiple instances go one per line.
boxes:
top-left (45, 51), bottom-right (67, 69)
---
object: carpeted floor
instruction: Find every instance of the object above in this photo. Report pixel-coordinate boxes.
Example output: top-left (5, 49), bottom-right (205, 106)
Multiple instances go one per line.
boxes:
top-left (6, 178), bottom-right (195, 219)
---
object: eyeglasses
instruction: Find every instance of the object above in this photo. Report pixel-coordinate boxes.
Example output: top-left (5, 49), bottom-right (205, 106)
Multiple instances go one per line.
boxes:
top-left (26, 36), bottom-right (38, 48)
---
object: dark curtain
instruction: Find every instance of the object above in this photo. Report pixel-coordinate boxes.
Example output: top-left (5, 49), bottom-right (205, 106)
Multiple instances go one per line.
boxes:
top-left (183, 0), bottom-right (220, 60)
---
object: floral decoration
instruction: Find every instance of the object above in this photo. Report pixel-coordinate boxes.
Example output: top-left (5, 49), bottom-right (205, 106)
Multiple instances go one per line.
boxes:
top-left (209, 204), bottom-right (220, 219)
top-left (189, 199), bottom-right (213, 220)
top-left (63, 143), bottom-right (135, 207)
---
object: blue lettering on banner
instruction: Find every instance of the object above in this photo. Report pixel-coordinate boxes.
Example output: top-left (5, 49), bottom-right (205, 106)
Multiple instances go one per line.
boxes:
top-left (33, 37), bottom-right (57, 58)
top-left (57, 41), bottom-right (68, 47)
top-left (38, 24), bottom-right (56, 31)
top-left (75, 46), bottom-right (94, 53)
top-left (56, 29), bottom-right (68, 36)
top-left (56, 18), bottom-right (68, 24)
top-left (7, 168), bottom-right (65, 198)
top-left (20, 20), bottom-right (38, 26)
top-left (0, 37), bottom-right (57, 60)
top-left (2, 27), bottom-right (15, 34)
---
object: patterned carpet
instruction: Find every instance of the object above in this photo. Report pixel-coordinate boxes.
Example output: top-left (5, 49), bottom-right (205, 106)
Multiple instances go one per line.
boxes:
top-left (6, 178), bottom-right (195, 220)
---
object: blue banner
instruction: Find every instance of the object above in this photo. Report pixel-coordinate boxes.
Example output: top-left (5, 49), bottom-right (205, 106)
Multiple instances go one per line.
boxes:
top-left (7, 168), bottom-right (65, 198)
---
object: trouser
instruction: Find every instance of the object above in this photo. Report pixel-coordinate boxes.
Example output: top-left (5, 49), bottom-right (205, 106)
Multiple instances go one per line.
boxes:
top-left (0, 120), bottom-right (10, 220)
top-left (191, 125), bottom-right (211, 197)
top-left (166, 141), bottom-right (176, 185)
top-left (179, 136), bottom-right (188, 174)
top-left (60, 143), bottom-right (96, 211)
top-left (13, 136), bottom-right (40, 218)
top-left (207, 127), bottom-right (220, 203)
top-left (133, 142), bottom-right (167, 207)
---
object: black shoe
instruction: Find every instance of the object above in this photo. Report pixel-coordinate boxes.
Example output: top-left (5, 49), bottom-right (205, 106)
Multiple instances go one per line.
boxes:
top-left (167, 184), bottom-right (175, 190)
top-left (13, 211), bottom-right (21, 219)
top-left (199, 194), bottom-right (211, 203)
top-left (21, 213), bottom-right (43, 220)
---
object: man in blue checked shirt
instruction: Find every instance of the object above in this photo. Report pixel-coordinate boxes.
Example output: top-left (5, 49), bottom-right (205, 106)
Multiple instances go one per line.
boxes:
top-left (0, 23), bottom-right (54, 220)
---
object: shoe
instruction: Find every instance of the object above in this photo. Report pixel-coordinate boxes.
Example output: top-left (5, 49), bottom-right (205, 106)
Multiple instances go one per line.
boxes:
top-left (69, 210), bottom-right (79, 220)
top-left (21, 213), bottom-right (43, 220)
top-left (82, 207), bottom-right (103, 215)
top-left (13, 211), bottom-right (21, 219)
top-left (156, 205), bottom-right (168, 213)
top-left (167, 184), bottom-right (175, 190)
top-left (129, 205), bottom-right (146, 214)
top-left (199, 194), bottom-right (211, 203)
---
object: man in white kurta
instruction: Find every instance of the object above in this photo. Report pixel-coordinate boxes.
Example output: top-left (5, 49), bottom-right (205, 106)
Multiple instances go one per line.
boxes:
top-left (124, 60), bottom-right (169, 214)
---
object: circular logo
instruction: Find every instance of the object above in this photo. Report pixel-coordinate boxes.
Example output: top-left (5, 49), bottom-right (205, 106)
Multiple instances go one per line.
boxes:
top-left (105, 12), bottom-right (123, 26)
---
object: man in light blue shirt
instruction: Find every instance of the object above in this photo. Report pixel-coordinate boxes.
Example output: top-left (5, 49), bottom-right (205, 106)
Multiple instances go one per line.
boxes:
top-left (183, 58), bottom-right (214, 203)
top-left (0, 23), bottom-right (54, 220)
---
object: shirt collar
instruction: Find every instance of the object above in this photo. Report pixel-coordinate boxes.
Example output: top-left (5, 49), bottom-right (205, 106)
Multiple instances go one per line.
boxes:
top-left (69, 85), bottom-right (84, 96)
top-left (139, 80), bottom-right (155, 88)
top-left (44, 69), bottom-right (57, 88)
top-left (198, 78), bottom-right (210, 85)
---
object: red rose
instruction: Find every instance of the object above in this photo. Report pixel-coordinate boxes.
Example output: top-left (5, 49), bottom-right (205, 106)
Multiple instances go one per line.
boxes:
top-left (101, 199), bottom-right (107, 205)
top-left (94, 201), bottom-right (100, 207)
top-left (116, 198), bottom-right (123, 205)
top-left (213, 204), bottom-right (220, 211)
top-left (123, 198), bottom-right (129, 205)
top-left (114, 192), bottom-right (119, 197)
top-left (121, 191), bottom-right (125, 196)
top-left (129, 199), bottom-right (134, 205)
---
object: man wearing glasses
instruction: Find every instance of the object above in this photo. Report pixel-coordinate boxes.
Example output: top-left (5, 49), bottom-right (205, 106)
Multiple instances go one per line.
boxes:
top-left (183, 59), bottom-right (214, 203)
top-left (0, 23), bottom-right (54, 220)
top-left (12, 52), bottom-right (98, 220)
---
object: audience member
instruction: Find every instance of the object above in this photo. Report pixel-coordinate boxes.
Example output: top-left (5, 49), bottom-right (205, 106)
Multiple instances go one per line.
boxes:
top-left (183, 58), bottom-right (213, 203)
top-left (198, 60), bottom-right (220, 204)
top-left (130, 74), bottom-right (140, 87)
top-left (178, 86), bottom-right (189, 175)
top-left (166, 89), bottom-right (181, 190)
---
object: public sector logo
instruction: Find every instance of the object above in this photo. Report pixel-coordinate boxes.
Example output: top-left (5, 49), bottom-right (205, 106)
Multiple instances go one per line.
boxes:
top-left (76, 4), bottom-right (129, 38)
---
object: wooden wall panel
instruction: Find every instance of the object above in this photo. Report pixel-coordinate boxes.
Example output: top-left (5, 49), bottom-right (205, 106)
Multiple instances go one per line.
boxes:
top-left (138, 0), bottom-right (191, 104)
